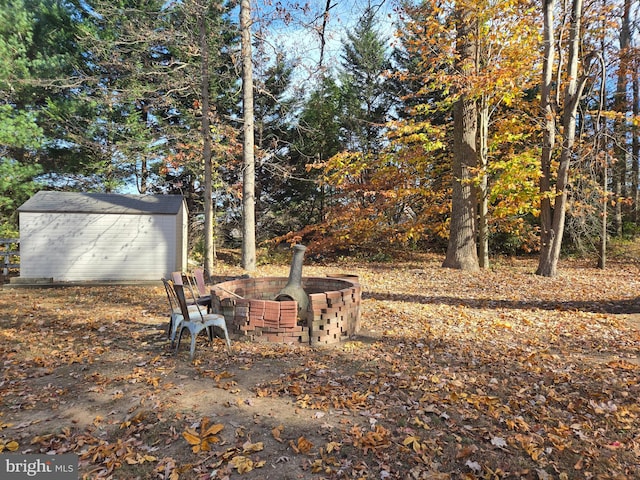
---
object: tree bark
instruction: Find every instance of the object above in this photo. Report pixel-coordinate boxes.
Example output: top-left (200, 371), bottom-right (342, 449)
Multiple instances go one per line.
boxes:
top-left (240, 0), bottom-right (256, 271)
top-left (596, 52), bottom-right (607, 270)
top-left (537, 0), bottom-right (556, 275)
top-left (478, 97), bottom-right (489, 269)
top-left (199, 9), bottom-right (215, 279)
top-left (633, 63), bottom-right (639, 224)
top-left (537, 0), bottom-right (585, 277)
top-left (613, 0), bottom-right (631, 236)
top-left (139, 159), bottom-right (148, 194)
top-left (443, 4), bottom-right (479, 272)
top-left (599, 157), bottom-right (608, 269)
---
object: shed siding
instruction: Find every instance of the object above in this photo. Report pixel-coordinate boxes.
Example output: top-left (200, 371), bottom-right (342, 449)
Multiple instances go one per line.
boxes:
top-left (20, 212), bottom-right (178, 281)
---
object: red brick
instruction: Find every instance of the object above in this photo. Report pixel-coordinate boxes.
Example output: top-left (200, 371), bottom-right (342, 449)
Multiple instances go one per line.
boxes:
top-left (308, 292), bottom-right (327, 303)
top-left (262, 327), bottom-right (285, 334)
top-left (283, 325), bottom-right (303, 333)
top-left (279, 310), bottom-right (297, 328)
top-left (249, 299), bottom-right (265, 310)
top-left (249, 317), bottom-right (264, 328)
top-left (263, 319), bottom-right (279, 328)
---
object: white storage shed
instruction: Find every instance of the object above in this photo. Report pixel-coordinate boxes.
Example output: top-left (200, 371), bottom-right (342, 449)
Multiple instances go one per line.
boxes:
top-left (17, 192), bottom-right (188, 282)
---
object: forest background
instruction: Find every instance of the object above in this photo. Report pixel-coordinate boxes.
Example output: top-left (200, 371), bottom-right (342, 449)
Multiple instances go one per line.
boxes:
top-left (1, 0), bottom-right (639, 275)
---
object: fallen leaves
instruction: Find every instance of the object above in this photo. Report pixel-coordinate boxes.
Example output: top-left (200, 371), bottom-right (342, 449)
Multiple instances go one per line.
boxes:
top-left (289, 436), bottom-right (314, 454)
top-left (81, 437), bottom-right (157, 476)
top-left (154, 457), bottom-right (179, 480)
top-left (271, 424), bottom-right (284, 442)
top-left (606, 359), bottom-right (640, 370)
top-left (229, 455), bottom-right (255, 473)
top-left (490, 435), bottom-right (507, 449)
top-left (0, 257), bottom-right (639, 479)
top-left (350, 425), bottom-right (391, 454)
top-left (0, 439), bottom-right (19, 452)
top-left (182, 417), bottom-right (224, 453)
top-left (220, 442), bottom-right (267, 473)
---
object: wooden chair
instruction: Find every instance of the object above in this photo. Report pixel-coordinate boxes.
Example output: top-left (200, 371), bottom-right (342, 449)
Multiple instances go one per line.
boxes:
top-left (172, 282), bottom-right (231, 360)
top-left (172, 270), bottom-right (211, 309)
top-left (161, 278), bottom-right (207, 346)
top-left (192, 267), bottom-right (212, 307)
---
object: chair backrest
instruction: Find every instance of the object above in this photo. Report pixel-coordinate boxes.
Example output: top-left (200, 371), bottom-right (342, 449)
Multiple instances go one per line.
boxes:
top-left (162, 278), bottom-right (179, 311)
top-left (172, 271), bottom-right (199, 303)
top-left (193, 267), bottom-right (208, 297)
top-left (173, 282), bottom-right (204, 322)
top-left (171, 271), bottom-right (184, 286)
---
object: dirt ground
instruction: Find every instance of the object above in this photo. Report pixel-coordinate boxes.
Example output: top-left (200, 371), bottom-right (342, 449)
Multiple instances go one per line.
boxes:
top-left (1, 254), bottom-right (639, 479)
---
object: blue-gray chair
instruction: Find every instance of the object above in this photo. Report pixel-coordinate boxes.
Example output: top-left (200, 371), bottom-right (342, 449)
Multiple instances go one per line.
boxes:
top-left (161, 278), bottom-right (206, 346)
top-left (172, 282), bottom-right (231, 360)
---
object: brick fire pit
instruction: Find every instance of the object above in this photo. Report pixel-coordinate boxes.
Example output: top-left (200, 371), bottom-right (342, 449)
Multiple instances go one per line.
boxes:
top-left (210, 275), bottom-right (361, 345)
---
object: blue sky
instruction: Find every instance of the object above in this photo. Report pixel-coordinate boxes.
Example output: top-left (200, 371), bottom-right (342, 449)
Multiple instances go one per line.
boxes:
top-left (251, 0), bottom-right (398, 83)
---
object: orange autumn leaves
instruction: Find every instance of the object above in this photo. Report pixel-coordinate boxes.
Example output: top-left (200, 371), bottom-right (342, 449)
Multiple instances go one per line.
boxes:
top-left (0, 418), bottom-right (18, 453)
top-left (182, 417), bottom-right (224, 453)
top-left (0, 439), bottom-right (19, 452)
top-left (181, 417), bottom-right (337, 475)
top-left (181, 418), bottom-right (267, 473)
top-left (1, 260), bottom-right (639, 479)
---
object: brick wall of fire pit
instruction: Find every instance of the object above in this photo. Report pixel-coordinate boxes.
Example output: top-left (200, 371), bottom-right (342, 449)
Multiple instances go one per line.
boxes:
top-left (210, 276), bottom-right (361, 345)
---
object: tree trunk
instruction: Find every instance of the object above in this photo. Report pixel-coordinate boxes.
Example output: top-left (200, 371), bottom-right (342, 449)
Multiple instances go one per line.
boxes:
top-left (614, 0), bottom-right (631, 236)
top-left (537, 0), bottom-right (584, 277)
top-left (537, 0), bottom-right (556, 274)
top-left (613, 159), bottom-right (624, 237)
top-left (200, 9), bottom-right (215, 279)
top-left (634, 64), bottom-right (639, 224)
top-left (599, 156), bottom-right (607, 269)
top-left (596, 53), bottom-right (607, 270)
top-left (443, 4), bottom-right (479, 272)
top-left (478, 97), bottom-right (489, 269)
top-left (139, 158), bottom-right (148, 194)
top-left (240, 0), bottom-right (256, 271)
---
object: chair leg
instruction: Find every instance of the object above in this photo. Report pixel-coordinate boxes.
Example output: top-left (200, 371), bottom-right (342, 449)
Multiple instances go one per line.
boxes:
top-left (213, 323), bottom-right (231, 352)
top-left (206, 325), bottom-right (214, 342)
top-left (176, 325), bottom-right (199, 360)
top-left (208, 325), bottom-right (231, 352)
top-left (176, 322), bottom-right (230, 359)
top-left (167, 315), bottom-right (173, 339)
top-left (169, 313), bottom-right (181, 346)
top-left (221, 325), bottom-right (231, 351)
top-left (169, 314), bottom-right (175, 340)
top-left (189, 326), bottom-right (198, 360)
top-left (175, 326), bottom-right (185, 355)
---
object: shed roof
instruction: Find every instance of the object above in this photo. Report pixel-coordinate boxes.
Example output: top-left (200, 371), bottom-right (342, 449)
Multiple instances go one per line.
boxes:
top-left (18, 192), bottom-right (185, 215)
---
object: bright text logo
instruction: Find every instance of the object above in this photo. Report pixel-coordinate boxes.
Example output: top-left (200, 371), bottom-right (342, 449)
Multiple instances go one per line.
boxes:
top-left (0, 454), bottom-right (77, 479)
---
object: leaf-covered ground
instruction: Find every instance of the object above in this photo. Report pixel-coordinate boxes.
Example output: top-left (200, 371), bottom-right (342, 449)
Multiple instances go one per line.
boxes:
top-left (1, 254), bottom-right (639, 479)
